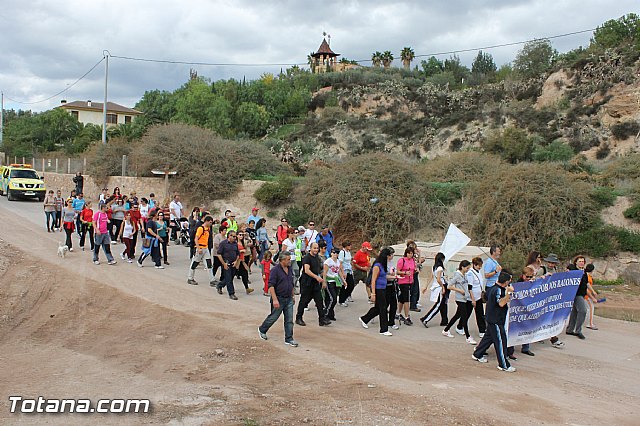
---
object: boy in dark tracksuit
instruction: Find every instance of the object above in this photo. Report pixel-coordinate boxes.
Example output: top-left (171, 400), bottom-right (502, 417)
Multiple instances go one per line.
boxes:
top-left (472, 272), bottom-right (515, 372)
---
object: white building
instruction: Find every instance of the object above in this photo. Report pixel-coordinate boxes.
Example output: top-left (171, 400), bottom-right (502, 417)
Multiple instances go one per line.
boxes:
top-left (58, 100), bottom-right (142, 126)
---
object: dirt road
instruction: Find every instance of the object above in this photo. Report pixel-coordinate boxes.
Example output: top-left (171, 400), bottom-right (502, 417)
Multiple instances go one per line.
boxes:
top-left (0, 197), bottom-right (639, 425)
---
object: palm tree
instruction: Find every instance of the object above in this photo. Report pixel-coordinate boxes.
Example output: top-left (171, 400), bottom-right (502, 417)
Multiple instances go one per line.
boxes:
top-left (400, 47), bottom-right (415, 69)
top-left (371, 51), bottom-right (383, 67)
top-left (307, 53), bottom-right (316, 73)
top-left (382, 51), bottom-right (394, 68)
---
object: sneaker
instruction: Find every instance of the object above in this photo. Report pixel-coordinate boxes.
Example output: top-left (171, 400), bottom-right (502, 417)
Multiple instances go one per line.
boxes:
top-left (137, 261), bottom-right (143, 268)
top-left (347, 296), bottom-right (354, 303)
top-left (410, 308), bottom-right (421, 313)
top-left (108, 260), bottom-right (117, 265)
top-left (552, 340), bottom-right (565, 349)
top-left (404, 318), bottom-right (413, 326)
top-left (340, 302), bottom-right (349, 307)
top-left (359, 317), bottom-right (369, 329)
top-left (69, 248), bottom-right (74, 252)
top-left (217, 287), bottom-right (223, 295)
top-left (391, 324), bottom-right (400, 330)
top-left (398, 314), bottom-right (405, 324)
top-left (258, 329), bottom-right (268, 340)
top-left (110, 241), bottom-right (117, 245)
top-left (155, 265), bottom-right (165, 269)
top-left (455, 327), bottom-right (465, 335)
top-left (120, 253), bottom-right (126, 260)
top-left (442, 330), bottom-right (454, 338)
top-left (521, 350), bottom-right (535, 356)
top-left (466, 337), bottom-right (478, 345)
top-left (508, 355), bottom-right (518, 361)
top-left (284, 339), bottom-right (299, 347)
top-left (246, 288), bottom-right (254, 294)
top-left (295, 318), bottom-right (306, 326)
top-left (229, 294), bottom-right (238, 300)
top-left (209, 281), bottom-right (217, 287)
top-left (479, 332), bottom-right (485, 338)
top-left (576, 333), bottom-right (586, 340)
top-left (187, 279), bottom-right (198, 286)
top-left (498, 366), bottom-right (517, 373)
top-left (164, 261), bottom-right (170, 266)
top-left (368, 299), bottom-right (374, 304)
top-left (422, 320), bottom-right (429, 328)
top-left (472, 354), bottom-right (488, 363)
top-left (127, 259), bottom-right (133, 263)
top-left (304, 307), bottom-right (309, 311)
top-left (380, 331), bottom-right (393, 336)
top-left (81, 247), bottom-right (85, 251)
top-left (93, 260), bottom-right (100, 265)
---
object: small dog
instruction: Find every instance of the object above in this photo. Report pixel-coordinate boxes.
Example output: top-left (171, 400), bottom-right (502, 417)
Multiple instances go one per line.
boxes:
top-left (57, 242), bottom-right (69, 258)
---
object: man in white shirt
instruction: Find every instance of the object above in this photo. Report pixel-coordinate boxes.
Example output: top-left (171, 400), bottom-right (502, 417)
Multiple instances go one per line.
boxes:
top-left (303, 221), bottom-right (318, 254)
top-left (169, 194), bottom-right (184, 241)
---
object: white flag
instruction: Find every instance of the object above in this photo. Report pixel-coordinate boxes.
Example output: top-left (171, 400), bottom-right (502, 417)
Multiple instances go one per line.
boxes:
top-left (441, 223), bottom-right (471, 262)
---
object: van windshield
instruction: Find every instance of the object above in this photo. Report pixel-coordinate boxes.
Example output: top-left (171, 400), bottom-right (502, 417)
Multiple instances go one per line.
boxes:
top-left (10, 170), bottom-right (40, 179)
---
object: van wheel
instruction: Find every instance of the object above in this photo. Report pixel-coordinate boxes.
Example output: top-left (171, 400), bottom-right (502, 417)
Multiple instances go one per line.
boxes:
top-left (7, 190), bottom-right (15, 201)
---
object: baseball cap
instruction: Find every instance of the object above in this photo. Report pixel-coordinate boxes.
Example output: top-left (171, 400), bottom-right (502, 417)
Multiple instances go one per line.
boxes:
top-left (362, 242), bottom-right (373, 250)
top-left (297, 225), bottom-right (306, 232)
top-left (252, 207), bottom-right (259, 211)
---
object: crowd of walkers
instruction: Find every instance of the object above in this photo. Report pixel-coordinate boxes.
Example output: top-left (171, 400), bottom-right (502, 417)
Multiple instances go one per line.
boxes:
top-left (43, 184), bottom-right (601, 371)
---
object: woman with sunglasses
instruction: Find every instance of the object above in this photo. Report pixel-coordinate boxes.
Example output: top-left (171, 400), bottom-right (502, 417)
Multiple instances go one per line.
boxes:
top-left (525, 251), bottom-right (544, 278)
top-left (507, 266), bottom-right (537, 359)
top-left (236, 231), bottom-right (255, 294)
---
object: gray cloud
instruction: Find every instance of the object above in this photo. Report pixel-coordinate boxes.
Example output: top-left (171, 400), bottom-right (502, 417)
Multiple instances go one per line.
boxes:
top-left (1, 0), bottom-right (636, 112)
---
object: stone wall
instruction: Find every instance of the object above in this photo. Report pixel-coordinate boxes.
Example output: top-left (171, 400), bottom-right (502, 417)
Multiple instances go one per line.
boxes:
top-left (43, 172), bottom-right (170, 204)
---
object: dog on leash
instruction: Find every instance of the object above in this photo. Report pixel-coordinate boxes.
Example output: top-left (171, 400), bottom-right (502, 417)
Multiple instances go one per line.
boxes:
top-left (57, 242), bottom-right (69, 258)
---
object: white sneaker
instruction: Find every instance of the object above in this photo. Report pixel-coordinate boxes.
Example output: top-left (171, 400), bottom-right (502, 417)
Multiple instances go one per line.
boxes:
top-left (380, 331), bottom-right (393, 336)
top-left (466, 337), bottom-right (477, 345)
top-left (155, 265), bottom-right (165, 269)
top-left (347, 296), bottom-right (354, 303)
top-left (479, 332), bottom-right (485, 338)
top-left (137, 261), bottom-right (143, 268)
top-left (93, 260), bottom-right (100, 265)
top-left (498, 366), bottom-right (517, 373)
top-left (127, 259), bottom-right (133, 263)
top-left (304, 307), bottom-right (309, 311)
top-left (108, 260), bottom-right (117, 265)
top-left (455, 328), bottom-right (465, 335)
top-left (359, 317), bottom-right (369, 329)
top-left (69, 248), bottom-right (74, 252)
top-left (391, 324), bottom-right (400, 330)
top-left (120, 253), bottom-right (126, 260)
top-left (340, 302), bottom-right (348, 307)
top-left (472, 354), bottom-right (488, 363)
top-left (111, 241), bottom-right (117, 245)
top-left (442, 330), bottom-right (454, 338)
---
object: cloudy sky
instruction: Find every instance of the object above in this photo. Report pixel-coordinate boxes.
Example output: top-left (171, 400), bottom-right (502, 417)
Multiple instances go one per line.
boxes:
top-left (0, 0), bottom-right (636, 112)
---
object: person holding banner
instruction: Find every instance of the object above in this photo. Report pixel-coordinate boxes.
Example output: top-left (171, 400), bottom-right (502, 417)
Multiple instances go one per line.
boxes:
top-left (420, 252), bottom-right (449, 327)
top-left (472, 272), bottom-right (516, 373)
top-left (484, 245), bottom-right (503, 289)
top-left (566, 256), bottom-right (588, 339)
top-left (507, 267), bottom-right (537, 358)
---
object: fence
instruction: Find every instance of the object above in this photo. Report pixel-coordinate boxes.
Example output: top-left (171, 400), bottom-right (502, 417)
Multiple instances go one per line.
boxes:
top-left (4, 155), bottom-right (134, 177)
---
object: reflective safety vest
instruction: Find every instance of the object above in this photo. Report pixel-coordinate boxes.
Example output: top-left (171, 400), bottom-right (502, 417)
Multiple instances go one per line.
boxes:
top-left (295, 238), bottom-right (303, 261)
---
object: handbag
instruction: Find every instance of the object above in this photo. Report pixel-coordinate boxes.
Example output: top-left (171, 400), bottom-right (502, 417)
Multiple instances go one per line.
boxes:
top-left (142, 238), bottom-right (151, 248)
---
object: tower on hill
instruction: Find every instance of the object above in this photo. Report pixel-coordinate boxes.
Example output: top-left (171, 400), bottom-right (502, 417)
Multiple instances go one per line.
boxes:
top-left (309, 38), bottom-right (340, 73)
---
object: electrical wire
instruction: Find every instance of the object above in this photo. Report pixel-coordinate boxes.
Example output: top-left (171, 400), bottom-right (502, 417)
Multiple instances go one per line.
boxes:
top-left (110, 27), bottom-right (596, 66)
top-left (4, 57), bottom-right (105, 105)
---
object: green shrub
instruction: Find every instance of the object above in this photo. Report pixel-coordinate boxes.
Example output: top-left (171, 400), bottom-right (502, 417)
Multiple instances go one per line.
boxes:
top-left (559, 225), bottom-right (616, 258)
top-left (615, 227), bottom-right (640, 252)
top-left (128, 124), bottom-right (290, 204)
top-left (590, 187), bottom-right (617, 208)
top-left (284, 206), bottom-right (310, 228)
top-left (427, 182), bottom-right (464, 205)
top-left (481, 127), bottom-right (535, 163)
top-left (467, 162), bottom-right (600, 254)
top-left (623, 201), bottom-right (640, 222)
top-left (532, 140), bottom-right (574, 162)
top-left (603, 154), bottom-right (640, 180)
top-left (610, 121), bottom-right (640, 140)
top-left (85, 137), bottom-right (137, 185)
top-left (254, 175), bottom-right (295, 207)
top-left (420, 152), bottom-right (503, 183)
top-left (593, 278), bottom-right (624, 286)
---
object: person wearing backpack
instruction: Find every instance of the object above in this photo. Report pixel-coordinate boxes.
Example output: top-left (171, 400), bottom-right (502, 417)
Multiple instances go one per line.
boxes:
top-left (353, 242), bottom-right (374, 302)
top-left (295, 242), bottom-right (331, 327)
top-left (315, 225), bottom-right (334, 253)
top-left (337, 241), bottom-right (355, 306)
top-left (187, 216), bottom-right (215, 286)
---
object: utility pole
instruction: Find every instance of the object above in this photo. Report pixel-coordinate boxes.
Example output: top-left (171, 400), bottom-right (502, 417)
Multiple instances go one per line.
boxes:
top-left (102, 51), bottom-right (109, 145)
top-left (0, 91), bottom-right (4, 149)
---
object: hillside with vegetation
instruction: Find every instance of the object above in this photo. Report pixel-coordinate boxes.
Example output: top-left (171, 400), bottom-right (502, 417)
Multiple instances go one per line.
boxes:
top-left (2, 14), bottom-right (640, 270)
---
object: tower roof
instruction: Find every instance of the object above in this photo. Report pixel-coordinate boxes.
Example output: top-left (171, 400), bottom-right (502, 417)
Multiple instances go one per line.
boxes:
top-left (311, 38), bottom-right (339, 58)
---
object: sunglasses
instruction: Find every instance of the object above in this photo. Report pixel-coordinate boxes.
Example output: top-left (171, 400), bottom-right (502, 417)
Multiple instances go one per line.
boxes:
top-left (308, 223), bottom-right (315, 226)
top-left (525, 275), bottom-right (533, 279)
top-left (281, 220), bottom-right (287, 223)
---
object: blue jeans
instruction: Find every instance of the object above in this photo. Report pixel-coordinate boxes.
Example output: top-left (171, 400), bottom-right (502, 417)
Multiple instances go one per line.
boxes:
top-left (45, 211), bottom-right (55, 231)
top-left (94, 232), bottom-right (114, 262)
top-left (259, 296), bottom-right (294, 341)
top-left (218, 265), bottom-right (237, 296)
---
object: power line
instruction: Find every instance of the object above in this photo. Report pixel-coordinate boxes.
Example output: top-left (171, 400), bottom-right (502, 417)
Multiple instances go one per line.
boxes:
top-left (4, 57), bottom-right (105, 105)
top-left (110, 54), bottom-right (304, 67)
top-left (111, 27), bottom-right (596, 67)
